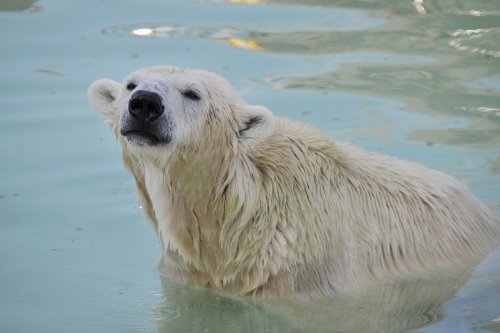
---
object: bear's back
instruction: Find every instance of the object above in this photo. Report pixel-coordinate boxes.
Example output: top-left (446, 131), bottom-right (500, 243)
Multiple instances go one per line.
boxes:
top-left (254, 116), bottom-right (500, 290)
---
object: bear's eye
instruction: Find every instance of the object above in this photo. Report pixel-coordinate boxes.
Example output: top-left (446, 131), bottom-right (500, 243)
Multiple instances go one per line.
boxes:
top-left (182, 89), bottom-right (201, 101)
top-left (126, 82), bottom-right (137, 91)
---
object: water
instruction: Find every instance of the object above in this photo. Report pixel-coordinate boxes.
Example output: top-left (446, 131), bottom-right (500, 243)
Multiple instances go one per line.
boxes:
top-left (0, 0), bottom-right (499, 332)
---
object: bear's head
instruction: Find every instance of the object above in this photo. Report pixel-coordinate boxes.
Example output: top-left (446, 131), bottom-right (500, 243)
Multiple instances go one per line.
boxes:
top-left (88, 66), bottom-right (276, 158)
top-left (88, 67), bottom-right (279, 272)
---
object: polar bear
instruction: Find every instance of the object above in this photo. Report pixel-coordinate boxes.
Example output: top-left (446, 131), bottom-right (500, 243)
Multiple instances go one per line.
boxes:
top-left (88, 66), bottom-right (500, 298)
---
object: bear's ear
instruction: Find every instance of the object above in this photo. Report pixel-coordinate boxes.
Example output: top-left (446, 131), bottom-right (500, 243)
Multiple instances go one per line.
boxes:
top-left (87, 79), bottom-right (122, 126)
top-left (236, 104), bottom-right (276, 148)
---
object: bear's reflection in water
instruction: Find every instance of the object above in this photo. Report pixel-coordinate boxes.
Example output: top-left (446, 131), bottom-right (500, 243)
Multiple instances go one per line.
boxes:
top-left (155, 261), bottom-right (478, 333)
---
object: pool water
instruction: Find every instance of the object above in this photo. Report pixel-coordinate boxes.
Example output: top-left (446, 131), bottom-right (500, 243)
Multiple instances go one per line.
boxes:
top-left (0, 0), bottom-right (499, 332)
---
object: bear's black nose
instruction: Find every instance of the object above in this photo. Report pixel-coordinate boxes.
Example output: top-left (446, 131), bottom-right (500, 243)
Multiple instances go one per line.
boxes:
top-left (128, 90), bottom-right (164, 122)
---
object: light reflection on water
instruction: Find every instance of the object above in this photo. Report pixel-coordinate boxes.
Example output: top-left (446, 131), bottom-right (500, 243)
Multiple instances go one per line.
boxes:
top-left (0, 0), bottom-right (499, 332)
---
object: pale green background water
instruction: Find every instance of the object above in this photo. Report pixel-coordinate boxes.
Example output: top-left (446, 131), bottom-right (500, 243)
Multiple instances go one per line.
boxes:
top-left (1, 1), bottom-right (499, 332)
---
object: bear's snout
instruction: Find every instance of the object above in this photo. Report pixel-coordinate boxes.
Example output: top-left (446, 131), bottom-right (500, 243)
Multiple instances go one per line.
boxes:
top-left (129, 90), bottom-right (164, 122)
top-left (119, 90), bottom-right (172, 146)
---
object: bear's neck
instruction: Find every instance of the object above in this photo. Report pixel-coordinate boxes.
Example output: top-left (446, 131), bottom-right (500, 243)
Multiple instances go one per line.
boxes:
top-left (141, 144), bottom-right (247, 270)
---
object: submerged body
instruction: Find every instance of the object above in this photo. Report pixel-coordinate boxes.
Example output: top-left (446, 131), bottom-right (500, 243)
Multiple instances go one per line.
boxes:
top-left (88, 66), bottom-right (500, 298)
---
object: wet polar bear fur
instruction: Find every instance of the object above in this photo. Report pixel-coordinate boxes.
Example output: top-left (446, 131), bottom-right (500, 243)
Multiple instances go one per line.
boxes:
top-left (88, 66), bottom-right (500, 298)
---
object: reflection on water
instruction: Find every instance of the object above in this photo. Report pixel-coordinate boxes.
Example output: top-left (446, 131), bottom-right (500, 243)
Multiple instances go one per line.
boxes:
top-left (250, 0), bottom-right (500, 16)
top-left (0, 0), bottom-right (37, 11)
top-left (122, 25), bottom-right (265, 52)
top-left (449, 27), bottom-right (500, 58)
top-left (268, 62), bottom-right (500, 147)
top-left (155, 262), bottom-right (479, 333)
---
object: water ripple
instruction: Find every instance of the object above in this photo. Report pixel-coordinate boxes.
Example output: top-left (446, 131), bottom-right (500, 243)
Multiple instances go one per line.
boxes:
top-left (103, 24), bottom-right (268, 52)
top-left (452, 10), bottom-right (500, 17)
top-left (449, 27), bottom-right (500, 58)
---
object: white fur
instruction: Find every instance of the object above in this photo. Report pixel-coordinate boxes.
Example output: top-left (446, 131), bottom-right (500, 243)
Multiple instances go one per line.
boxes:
top-left (88, 66), bottom-right (500, 298)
